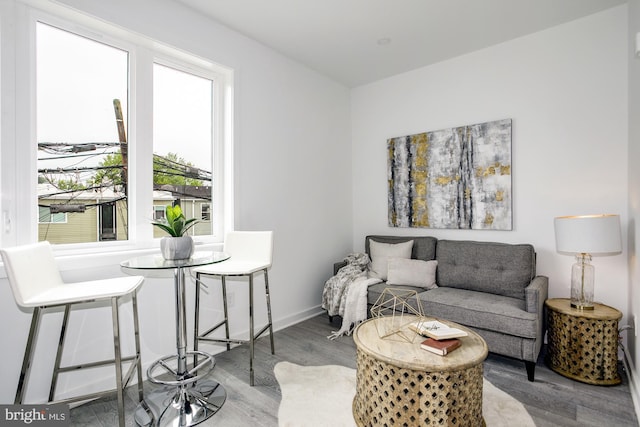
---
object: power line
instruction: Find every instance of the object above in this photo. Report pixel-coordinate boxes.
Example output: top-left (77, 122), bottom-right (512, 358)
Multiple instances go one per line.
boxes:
top-left (38, 142), bottom-right (121, 151)
top-left (38, 151), bottom-right (119, 161)
top-left (39, 165), bottom-right (123, 174)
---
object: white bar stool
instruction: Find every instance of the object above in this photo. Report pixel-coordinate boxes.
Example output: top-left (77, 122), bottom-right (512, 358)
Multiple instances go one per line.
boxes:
top-left (1, 241), bottom-right (145, 427)
top-left (193, 231), bottom-right (275, 386)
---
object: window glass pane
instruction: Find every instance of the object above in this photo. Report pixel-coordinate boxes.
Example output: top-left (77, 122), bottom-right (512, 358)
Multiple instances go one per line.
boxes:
top-left (153, 205), bottom-right (167, 220)
top-left (153, 64), bottom-right (213, 238)
top-left (201, 203), bottom-right (211, 221)
top-left (38, 206), bottom-right (66, 224)
top-left (99, 202), bottom-right (117, 241)
top-left (36, 22), bottom-right (129, 244)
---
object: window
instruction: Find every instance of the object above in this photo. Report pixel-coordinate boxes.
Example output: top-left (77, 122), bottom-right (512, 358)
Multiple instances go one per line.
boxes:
top-left (36, 22), bottom-right (129, 244)
top-left (99, 202), bottom-right (117, 241)
top-left (154, 205), bottom-right (167, 221)
top-left (38, 207), bottom-right (66, 224)
top-left (153, 63), bottom-right (213, 237)
top-left (6, 8), bottom-right (233, 251)
top-left (201, 204), bottom-right (211, 221)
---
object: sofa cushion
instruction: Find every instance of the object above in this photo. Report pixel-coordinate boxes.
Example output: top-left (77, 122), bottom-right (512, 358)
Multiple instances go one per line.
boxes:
top-left (436, 240), bottom-right (535, 299)
top-left (419, 287), bottom-right (538, 339)
top-left (365, 235), bottom-right (437, 262)
top-left (368, 239), bottom-right (413, 280)
top-left (387, 258), bottom-right (438, 289)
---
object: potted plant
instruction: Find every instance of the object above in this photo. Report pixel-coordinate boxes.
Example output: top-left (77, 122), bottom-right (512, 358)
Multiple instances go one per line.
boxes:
top-left (151, 204), bottom-right (199, 260)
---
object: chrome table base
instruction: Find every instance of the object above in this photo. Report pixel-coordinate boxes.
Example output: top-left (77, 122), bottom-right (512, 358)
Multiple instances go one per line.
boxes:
top-left (134, 379), bottom-right (226, 427)
top-left (121, 253), bottom-right (231, 427)
top-left (136, 350), bottom-right (222, 426)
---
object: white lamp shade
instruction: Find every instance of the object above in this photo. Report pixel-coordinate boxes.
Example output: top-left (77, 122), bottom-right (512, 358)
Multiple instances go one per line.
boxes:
top-left (554, 214), bottom-right (622, 256)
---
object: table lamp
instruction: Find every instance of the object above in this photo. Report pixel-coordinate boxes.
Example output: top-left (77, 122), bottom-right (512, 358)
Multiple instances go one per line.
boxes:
top-left (554, 214), bottom-right (621, 310)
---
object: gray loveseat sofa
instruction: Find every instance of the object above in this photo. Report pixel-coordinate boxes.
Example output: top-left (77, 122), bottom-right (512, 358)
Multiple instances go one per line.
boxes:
top-left (333, 235), bottom-right (549, 381)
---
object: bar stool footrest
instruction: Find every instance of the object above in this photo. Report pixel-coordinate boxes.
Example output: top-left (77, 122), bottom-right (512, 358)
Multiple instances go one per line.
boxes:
top-left (147, 351), bottom-right (215, 387)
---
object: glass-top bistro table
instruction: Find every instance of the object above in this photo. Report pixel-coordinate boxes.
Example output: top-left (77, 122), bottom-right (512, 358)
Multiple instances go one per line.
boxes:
top-left (121, 251), bottom-right (230, 427)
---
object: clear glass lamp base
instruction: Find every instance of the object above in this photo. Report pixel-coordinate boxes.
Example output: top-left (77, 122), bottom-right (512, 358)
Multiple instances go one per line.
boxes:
top-left (570, 254), bottom-right (595, 311)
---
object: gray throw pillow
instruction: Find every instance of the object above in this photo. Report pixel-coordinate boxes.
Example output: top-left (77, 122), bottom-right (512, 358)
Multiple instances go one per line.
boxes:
top-left (368, 239), bottom-right (413, 280)
top-left (386, 258), bottom-right (438, 289)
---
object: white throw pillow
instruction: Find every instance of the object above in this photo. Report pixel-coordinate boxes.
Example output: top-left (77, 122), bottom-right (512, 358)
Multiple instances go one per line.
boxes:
top-left (368, 240), bottom-right (414, 280)
top-left (386, 258), bottom-right (438, 289)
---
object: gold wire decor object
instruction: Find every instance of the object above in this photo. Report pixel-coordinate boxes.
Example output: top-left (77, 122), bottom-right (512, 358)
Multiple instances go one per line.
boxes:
top-left (370, 287), bottom-right (425, 342)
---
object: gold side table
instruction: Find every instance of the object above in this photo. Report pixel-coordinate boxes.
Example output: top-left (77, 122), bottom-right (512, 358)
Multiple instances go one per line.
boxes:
top-left (545, 298), bottom-right (621, 385)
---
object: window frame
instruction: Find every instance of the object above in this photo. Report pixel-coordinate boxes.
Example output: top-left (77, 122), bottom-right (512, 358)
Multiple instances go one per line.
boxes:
top-left (1, 3), bottom-right (233, 255)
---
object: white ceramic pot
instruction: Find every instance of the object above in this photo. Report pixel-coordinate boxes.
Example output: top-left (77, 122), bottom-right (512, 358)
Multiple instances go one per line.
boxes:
top-left (160, 235), bottom-right (194, 260)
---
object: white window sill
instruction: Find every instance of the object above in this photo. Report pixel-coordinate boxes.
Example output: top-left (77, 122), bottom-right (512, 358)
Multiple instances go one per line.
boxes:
top-left (0, 241), bottom-right (224, 278)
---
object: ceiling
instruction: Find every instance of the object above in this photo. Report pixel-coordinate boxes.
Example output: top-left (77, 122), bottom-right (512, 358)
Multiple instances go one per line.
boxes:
top-left (175, 0), bottom-right (627, 87)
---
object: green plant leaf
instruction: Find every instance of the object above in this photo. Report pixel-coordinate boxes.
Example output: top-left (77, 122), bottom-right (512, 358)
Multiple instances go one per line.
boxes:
top-left (151, 204), bottom-right (199, 237)
top-left (182, 218), bottom-right (199, 234)
top-left (150, 220), bottom-right (179, 237)
top-left (166, 205), bottom-right (183, 223)
top-left (172, 218), bottom-right (185, 236)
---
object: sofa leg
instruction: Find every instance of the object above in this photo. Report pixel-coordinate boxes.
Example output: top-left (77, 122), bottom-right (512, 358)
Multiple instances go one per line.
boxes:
top-left (525, 361), bottom-right (535, 382)
top-left (328, 314), bottom-right (333, 323)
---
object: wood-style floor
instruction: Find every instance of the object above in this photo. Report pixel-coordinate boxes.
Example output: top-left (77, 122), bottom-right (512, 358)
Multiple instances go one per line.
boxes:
top-left (70, 314), bottom-right (639, 426)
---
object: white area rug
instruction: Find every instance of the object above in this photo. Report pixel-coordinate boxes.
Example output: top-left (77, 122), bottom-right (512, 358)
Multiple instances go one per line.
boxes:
top-left (274, 361), bottom-right (535, 427)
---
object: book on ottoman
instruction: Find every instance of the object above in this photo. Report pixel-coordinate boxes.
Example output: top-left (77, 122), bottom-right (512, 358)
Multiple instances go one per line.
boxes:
top-left (420, 338), bottom-right (462, 356)
top-left (409, 320), bottom-right (468, 340)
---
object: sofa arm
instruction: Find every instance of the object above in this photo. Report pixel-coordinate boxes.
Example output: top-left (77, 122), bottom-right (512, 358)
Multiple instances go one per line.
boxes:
top-left (525, 275), bottom-right (549, 314)
top-left (333, 261), bottom-right (347, 276)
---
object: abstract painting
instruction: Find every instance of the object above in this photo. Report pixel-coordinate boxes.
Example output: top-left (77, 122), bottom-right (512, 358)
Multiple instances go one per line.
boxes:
top-left (388, 119), bottom-right (512, 230)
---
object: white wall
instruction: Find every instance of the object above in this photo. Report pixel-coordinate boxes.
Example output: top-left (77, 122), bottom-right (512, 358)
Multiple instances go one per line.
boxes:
top-left (0, 0), bottom-right (352, 403)
top-left (351, 6), bottom-right (628, 312)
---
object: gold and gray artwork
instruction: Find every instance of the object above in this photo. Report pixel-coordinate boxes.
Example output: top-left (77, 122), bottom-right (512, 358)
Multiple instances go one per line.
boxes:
top-left (387, 118), bottom-right (512, 230)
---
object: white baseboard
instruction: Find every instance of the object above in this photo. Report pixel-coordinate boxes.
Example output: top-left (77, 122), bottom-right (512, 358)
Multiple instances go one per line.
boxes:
top-left (622, 350), bottom-right (640, 423)
top-left (273, 304), bottom-right (326, 332)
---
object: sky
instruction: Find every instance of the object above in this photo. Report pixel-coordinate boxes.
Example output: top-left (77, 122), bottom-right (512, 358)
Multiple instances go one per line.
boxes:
top-left (36, 22), bottom-right (213, 178)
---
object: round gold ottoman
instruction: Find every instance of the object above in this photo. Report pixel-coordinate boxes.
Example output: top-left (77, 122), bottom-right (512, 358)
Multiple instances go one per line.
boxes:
top-left (352, 316), bottom-right (488, 426)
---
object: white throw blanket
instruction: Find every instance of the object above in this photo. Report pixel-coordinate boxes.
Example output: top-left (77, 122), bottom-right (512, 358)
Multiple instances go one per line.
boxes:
top-left (322, 253), bottom-right (370, 317)
top-left (321, 253), bottom-right (381, 339)
top-left (328, 275), bottom-right (381, 339)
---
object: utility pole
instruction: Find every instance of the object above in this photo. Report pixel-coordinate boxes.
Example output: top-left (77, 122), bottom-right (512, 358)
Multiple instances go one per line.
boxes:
top-left (113, 99), bottom-right (128, 196)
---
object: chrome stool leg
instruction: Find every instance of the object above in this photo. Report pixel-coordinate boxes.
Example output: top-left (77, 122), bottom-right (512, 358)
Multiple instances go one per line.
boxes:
top-left (221, 276), bottom-right (230, 350)
top-left (264, 269), bottom-right (275, 354)
top-left (49, 304), bottom-right (71, 401)
top-left (111, 296), bottom-right (125, 427)
top-left (194, 272), bottom-right (202, 368)
top-left (132, 292), bottom-right (144, 402)
top-left (249, 273), bottom-right (255, 386)
top-left (15, 307), bottom-right (41, 404)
